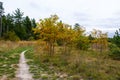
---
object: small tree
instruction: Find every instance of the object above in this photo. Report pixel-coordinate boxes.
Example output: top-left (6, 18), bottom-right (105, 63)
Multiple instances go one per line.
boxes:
top-left (90, 29), bottom-right (108, 52)
top-left (73, 23), bottom-right (89, 50)
top-left (34, 15), bottom-right (59, 56)
top-left (57, 21), bottom-right (74, 54)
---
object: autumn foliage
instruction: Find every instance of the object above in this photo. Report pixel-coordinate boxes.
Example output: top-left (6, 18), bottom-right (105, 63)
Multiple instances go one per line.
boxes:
top-left (33, 15), bottom-right (90, 55)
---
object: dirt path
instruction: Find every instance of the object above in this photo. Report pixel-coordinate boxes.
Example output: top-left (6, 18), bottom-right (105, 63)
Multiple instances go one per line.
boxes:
top-left (16, 50), bottom-right (33, 80)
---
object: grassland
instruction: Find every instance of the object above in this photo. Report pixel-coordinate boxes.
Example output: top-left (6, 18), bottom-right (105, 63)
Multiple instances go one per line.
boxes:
top-left (0, 41), bottom-right (120, 80)
top-left (0, 41), bottom-right (33, 80)
top-left (25, 41), bottom-right (120, 80)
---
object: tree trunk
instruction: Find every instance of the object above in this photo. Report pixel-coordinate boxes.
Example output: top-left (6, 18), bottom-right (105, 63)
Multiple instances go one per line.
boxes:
top-left (49, 42), bottom-right (52, 56)
top-left (64, 42), bottom-right (67, 54)
top-left (52, 43), bottom-right (54, 55)
top-left (0, 17), bottom-right (2, 38)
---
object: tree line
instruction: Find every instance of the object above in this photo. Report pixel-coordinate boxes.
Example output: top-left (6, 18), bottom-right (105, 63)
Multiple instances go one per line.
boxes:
top-left (0, 8), bottom-right (36, 41)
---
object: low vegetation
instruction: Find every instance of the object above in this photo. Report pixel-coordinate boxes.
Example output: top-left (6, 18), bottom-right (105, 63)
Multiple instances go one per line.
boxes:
top-left (0, 41), bottom-right (33, 79)
top-left (24, 41), bottom-right (120, 80)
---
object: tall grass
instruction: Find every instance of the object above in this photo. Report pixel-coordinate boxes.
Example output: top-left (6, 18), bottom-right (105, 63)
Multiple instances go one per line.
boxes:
top-left (25, 41), bottom-right (120, 80)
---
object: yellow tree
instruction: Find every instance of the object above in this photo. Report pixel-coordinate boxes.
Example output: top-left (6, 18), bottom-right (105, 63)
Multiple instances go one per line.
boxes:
top-left (73, 23), bottom-right (89, 50)
top-left (97, 31), bottom-right (108, 52)
top-left (91, 29), bottom-right (108, 52)
top-left (91, 29), bottom-right (100, 50)
top-left (57, 21), bottom-right (74, 54)
top-left (33, 15), bottom-right (59, 56)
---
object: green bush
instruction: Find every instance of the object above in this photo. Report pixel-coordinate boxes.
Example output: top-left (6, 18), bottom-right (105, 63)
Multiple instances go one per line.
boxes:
top-left (109, 43), bottom-right (120, 60)
top-left (3, 31), bottom-right (20, 41)
top-left (28, 36), bottom-right (35, 41)
top-left (75, 36), bottom-right (90, 50)
top-left (110, 49), bottom-right (120, 60)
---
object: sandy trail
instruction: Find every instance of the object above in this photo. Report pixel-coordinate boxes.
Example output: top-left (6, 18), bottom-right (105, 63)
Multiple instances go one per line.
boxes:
top-left (16, 50), bottom-right (33, 80)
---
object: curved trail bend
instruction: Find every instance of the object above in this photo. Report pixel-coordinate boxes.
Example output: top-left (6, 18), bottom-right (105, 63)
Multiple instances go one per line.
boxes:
top-left (16, 50), bottom-right (33, 80)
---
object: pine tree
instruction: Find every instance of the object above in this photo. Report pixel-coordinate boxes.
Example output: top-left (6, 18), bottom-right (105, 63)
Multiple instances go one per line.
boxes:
top-left (113, 29), bottom-right (120, 47)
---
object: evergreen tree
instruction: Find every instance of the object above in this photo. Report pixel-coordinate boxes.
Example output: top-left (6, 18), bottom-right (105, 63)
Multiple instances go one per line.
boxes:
top-left (113, 29), bottom-right (120, 47)
top-left (13, 8), bottom-right (26, 40)
top-left (23, 16), bottom-right (32, 39)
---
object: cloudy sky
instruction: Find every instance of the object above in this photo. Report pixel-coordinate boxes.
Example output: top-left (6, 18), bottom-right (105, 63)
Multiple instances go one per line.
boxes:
top-left (0, 0), bottom-right (120, 37)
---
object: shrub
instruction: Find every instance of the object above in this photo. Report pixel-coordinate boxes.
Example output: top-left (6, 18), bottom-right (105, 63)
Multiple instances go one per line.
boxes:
top-left (3, 31), bottom-right (20, 41)
top-left (75, 36), bottom-right (90, 50)
top-left (110, 49), bottom-right (120, 60)
top-left (109, 43), bottom-right (120, 60)
top-left (28, 36), bottom-right (35, 41)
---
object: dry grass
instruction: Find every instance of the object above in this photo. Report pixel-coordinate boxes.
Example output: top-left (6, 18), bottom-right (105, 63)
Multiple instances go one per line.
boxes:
top-left (0, 41), bottom-right (37, 52)
top-left (1, 41), bottom-right (119, 80)
top-left (0, 41), bottom-right (19, 52)
top-left (31, 41), bottom-right (120, 80)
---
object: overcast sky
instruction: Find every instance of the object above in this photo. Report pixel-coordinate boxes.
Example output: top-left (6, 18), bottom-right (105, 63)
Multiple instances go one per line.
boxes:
top-left (0, 0), bottom-right (120, 37)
